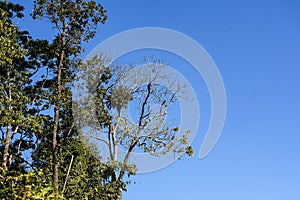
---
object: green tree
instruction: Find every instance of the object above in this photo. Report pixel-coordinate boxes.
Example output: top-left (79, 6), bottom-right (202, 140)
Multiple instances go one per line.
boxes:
top-left (32, 0), bottom-right (107, 197)
top-left (58, 135), bottom-right (123, 199)
top-left (1, 1), bottom-right (121, 198)
top-left (0, 1), bottom-right (46, 173)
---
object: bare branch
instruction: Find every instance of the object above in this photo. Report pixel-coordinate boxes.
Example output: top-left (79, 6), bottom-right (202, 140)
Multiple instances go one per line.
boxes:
top-left (138, 82), bottom-right (151, 127)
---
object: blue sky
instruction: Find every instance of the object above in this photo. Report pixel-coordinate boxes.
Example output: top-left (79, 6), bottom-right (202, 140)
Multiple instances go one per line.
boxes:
top-left (11, 0), bottom-right (300, 199)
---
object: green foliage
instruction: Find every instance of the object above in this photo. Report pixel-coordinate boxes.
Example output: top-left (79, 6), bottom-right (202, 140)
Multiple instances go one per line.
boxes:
top-left (0, 167), bottom-right (56, 199)
top-left (32, 0), bottom-right (107, 44)
top-left (109, 86), bottom-right (133, 114)
top-left (1, 1), bottom-right (123, 199)
top-left (59, 136), bottom-right (123, 200)
top-left (0, 1), bottom-right (193, 199)
top-left (29, 0), bottom-right (119, 198)
top-left (0, 1), bottom-right (47, 172)
top-left (0, 12), bottom-right (25, 66)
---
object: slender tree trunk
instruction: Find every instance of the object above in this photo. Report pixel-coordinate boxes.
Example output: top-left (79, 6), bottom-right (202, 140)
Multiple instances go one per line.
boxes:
top-left (52, 44), bottom-right (64, 200)
top-left (2, 71), bottom-right (12, 171)
top-left (51, 6), bottom-right (68, 197)
top-left (53, 104), bottom-right (60, 199)
top-left (2, 123), bottom-right (11, 171)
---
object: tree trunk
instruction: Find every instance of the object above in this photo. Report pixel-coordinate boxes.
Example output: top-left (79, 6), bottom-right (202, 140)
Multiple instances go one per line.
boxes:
top-left (52, 45), bottom-right (64, 199)
top-left (2, 71), bottom-right (12, 171)
top-left (2, 123), bottom-right (11, 171)
top-left (53, 105), bottom-right (60, 199)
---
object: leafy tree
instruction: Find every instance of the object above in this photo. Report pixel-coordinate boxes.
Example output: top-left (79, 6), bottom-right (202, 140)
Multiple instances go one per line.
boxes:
top-left (0, 1), bottom-right (47, 173)
top-left (59, 135), bottom-right (123, 199)
top-left (31, 0), bottom-right (107, 197)
top-left (1, 1), bottom-right (193, 199)
top-left (1, 0), bottom-right (123, 198)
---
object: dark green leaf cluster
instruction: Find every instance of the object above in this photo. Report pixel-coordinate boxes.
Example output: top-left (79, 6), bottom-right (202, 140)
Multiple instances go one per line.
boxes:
top-left (32, 0), bottom-right (107, 44)
top-left (0, 1), bottom-right (24, 19)
top-left (58, 136), bottom-right (123, 200)
top-left (108, 86), bottom-right (133, 114)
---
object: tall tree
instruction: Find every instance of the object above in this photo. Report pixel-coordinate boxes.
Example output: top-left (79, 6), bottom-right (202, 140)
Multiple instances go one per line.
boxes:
top-left (74, 56), bottom-right (194, 198)
top-left (0, 1), bottom-right (46, 172)
top-left (32, 0), bottom-right (107, 197)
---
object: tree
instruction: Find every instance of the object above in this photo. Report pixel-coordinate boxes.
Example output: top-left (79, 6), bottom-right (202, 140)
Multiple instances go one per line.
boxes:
top-left (32, 0), bottom-right (107, 197)
top-left (74, 56), bottom-right (194, 198)
top-left (59, 134), bottom-right (123, 199)
top-left (0, 1), bottom-right (46, 173)
top-left (1, 1), bottom-right (122, 198)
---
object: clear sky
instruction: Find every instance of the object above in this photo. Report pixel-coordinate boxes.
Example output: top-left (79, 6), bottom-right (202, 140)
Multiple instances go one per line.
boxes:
top-left (11, 0), bottom-right (300, 199)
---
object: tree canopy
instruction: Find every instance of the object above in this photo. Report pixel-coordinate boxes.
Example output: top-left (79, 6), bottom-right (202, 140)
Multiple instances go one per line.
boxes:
top-left (0, 1), bottom-right (194, 199)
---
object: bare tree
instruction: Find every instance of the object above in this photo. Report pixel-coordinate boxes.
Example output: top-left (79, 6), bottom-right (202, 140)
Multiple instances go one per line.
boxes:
top-left (73, 56), bottom-right (194, 191)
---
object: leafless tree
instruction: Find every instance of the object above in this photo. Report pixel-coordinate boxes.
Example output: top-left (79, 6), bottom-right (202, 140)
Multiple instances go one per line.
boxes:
top-left (73, 55), bottom-right (194, 183)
